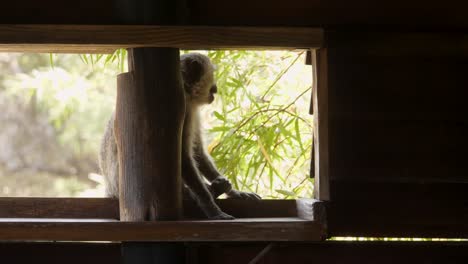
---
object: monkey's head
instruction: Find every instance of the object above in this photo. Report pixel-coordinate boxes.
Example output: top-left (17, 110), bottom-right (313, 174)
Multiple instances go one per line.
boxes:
top-left (180, 53), bottom-right (218, 106)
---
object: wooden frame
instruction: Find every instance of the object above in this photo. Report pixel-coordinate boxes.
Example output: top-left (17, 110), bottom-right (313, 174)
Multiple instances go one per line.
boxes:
top-left (0, 25), bottom-right (323, 53)
top-left (311, 49), bottom-right (330, 200)
top-left (0, 25), bottom-right (328, 241)
top-left (0, 198), bottom-right (326, 241)
top-left (3, 241), bottom-right (467, 264)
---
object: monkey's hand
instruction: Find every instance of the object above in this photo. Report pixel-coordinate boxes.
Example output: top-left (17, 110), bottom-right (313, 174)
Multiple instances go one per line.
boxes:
top-left (209, 211), bottom-right (235, 220)
top-left (226, 189), bottom-right (262, 200)
top-left (209, 176), bottom-right (232, 198)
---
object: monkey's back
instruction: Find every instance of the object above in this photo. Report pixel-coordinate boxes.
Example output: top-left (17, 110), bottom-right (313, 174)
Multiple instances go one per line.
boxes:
top-left (98, 113), bottom-right (119, 197)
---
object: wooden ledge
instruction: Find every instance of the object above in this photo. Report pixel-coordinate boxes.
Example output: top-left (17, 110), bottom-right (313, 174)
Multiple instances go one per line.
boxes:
top-left (0, 198), bottom-right (327, 241)
top-left (0, 25), bottom-right (323, 53)
top-left (0, 198), bottom-right (318, 219)
top-left (0, 217), bottom-right (325, 242)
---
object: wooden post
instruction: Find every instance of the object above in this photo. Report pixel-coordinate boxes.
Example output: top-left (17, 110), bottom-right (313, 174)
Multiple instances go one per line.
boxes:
top-left (311, 48), bottom-right (330, 201)
top-left (116, 48), bottom-right (185, 221)
top-left (114, 0), bottom-right (187, 262)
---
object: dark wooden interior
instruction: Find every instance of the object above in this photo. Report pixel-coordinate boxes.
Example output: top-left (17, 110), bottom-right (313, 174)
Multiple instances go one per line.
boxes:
top-left (326, 30), bottom-right (468, 238)
top-left (1, 242), bottom-right (468, 264)
top-left (2, 0), bottom-right (468, 29)
top-left (1, 0), bottom-right (468, 263)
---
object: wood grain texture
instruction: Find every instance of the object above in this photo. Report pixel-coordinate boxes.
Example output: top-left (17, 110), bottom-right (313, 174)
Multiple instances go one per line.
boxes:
top-left (0, 242), bottom-right (121, 264)
top-left (0, 25), bottom-right (323, 53)
top-left (2, 0), bottom-right (468, 28)
top-left (2, 241), bottom-right (468, 264)
top-left (323, 30), bottom-right (468, 238)
top-left (0, 197), bottom-right (119, 219)
top-left (295, 199), bottom-right (326, 224)
top-left (326, 31), bottom-right (468, 58)
top-left (0, 218), bottom-right (326, 241)
top-left (195, 242), bottom-right (468, 264)
top-left (327, 31), bottom-right (468, 183)
top-left (311, 49), bottom-right (329, 200)
top-left (0, 198), bottom-right (299, 219)
top-left (328, 181), bottom-right (468, 238)
top-left (116, 48), bottom-right (185, 221)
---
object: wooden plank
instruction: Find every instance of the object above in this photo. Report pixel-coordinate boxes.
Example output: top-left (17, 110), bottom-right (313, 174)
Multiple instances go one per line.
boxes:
top-left (0, 242), bottom-right (120, 264)
top-left (0, 197), bottom-right (119, 219)
top-left (296, 199), bottom-right (326, 223)
top-left (328, 181), bottom-right (468, 238)
top-left (311, 49), bottom-right (329, 200)
top-left (328, 59), bottom-right (468, 115)
top-left (189, 0), bottom-right (468, 28)
top-left (0, 218), bottom-right (326, 242)
top-left (0, 25), bottom-right (323, 53)
top-left (328, 199), bottom-right (468, 238)
top-left (325, 31), bottom-right (468, 183)
top-left (2, 1), bottom-right (468, 28)
top-left (327, 31), bottom-right (468, 58)
top-left (195, 242), bottom-right (468, 264)
top-left (186, 199), bottom-right (299, 220)
top-left (329, 120), bottom-right (468, 182)
top-left (2, 241), bottom-right (468, 264)
top-left (330, 181), bottom-right (468, 205)
top-left (0, 198), bottom-right (299, 219)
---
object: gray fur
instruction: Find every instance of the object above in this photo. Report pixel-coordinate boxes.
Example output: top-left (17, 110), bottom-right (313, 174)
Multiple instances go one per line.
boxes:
top-left (99, 53), bottom-right (260, 219)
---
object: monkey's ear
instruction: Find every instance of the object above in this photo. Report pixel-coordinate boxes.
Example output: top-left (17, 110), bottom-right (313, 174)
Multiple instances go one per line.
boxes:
top-left (181, 57), bottom-right (204, 91)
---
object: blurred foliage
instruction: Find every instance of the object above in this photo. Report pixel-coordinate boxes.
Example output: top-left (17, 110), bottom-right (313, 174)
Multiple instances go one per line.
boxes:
top-left (0, 53), bottom-right (121, 196)
top-left (203, 50), bottom-right (313, 198)
top-left (0, 50), bottom-right (313, 198)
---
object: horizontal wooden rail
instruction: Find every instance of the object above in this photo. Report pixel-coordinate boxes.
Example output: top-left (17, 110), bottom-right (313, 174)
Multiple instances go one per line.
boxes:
top-left (328, 181), bottom-right (468, 238)
top-left (0, 218), bottom-right (325, 242)
top-left (0, 198), bottom-right (304, 219)
top-left (0, 25), bottom-right (323, 53)
top-left (2, 241), bottom-right (468, 264)
top-left (0, 198), bottom-right (326, 241)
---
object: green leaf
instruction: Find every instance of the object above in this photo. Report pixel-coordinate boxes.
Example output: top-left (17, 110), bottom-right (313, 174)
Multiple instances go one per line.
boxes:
top-left (295, 119), bottom-right (304, 151)
top-left (213, 111), bottom-right (226, 121)
top-left (49, 54), bottom-right (55, 68)
top-left (275, 189), bottom-right (297, 197)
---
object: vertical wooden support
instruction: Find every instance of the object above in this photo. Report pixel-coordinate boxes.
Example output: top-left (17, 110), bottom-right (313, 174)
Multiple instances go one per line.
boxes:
top-left (116, 49), bottom-right (185, 221)
top-left (311, 48), bottom-right (330, 201)
top-left (115, 0), bottom-right (187, 262)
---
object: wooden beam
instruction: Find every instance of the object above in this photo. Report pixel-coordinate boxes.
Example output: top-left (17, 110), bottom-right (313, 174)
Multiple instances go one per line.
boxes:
top-left (195, 241), bottom-right (468, 264)
top-left (0, 198), bottom-right (301, 219)
top-left (0, 25), bottom-right (323, 53)
top-left (115, 0), bottom-right (188, 262)
top-left (311, 48), bottom-right (329, 200)
top-left (0, 242), bottom-right (121, 264)
top-left (116, 48), bottom-right (185, 221)
top-left (0, 197), bottom-right (119, 219)
top-left (0, 199), bottom-right (327, 241)
top-left (328, 181), bottom-right (468, 238)
top-left (2, 1), bottom-right (468, 28)
top-left (0, 218), bottom-right (326, 242)
top-left (2, 241), bottom-right (467, 264)
top-left (326, 31), bottom-right (468, 58)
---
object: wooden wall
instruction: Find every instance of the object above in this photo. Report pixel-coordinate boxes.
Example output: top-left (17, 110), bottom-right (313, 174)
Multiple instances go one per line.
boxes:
top-left (2, 242), bottom-right (467, 264)
top-left (326, 31), bottom-right (468, 237)
top-left (1, 0), bottom-right (468, 28)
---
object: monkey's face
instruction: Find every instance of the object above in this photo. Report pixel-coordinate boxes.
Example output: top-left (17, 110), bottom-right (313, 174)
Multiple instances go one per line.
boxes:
top-left (181, 53), bottom-right (219, 106)
top-left (208, 84), bottom-right (217, 104)
top-left (190, 77), bottom-right (217, 106)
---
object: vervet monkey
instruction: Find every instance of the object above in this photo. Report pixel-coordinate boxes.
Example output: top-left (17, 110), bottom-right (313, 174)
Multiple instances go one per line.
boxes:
top-left (99, 53), bottom-right (261, 220)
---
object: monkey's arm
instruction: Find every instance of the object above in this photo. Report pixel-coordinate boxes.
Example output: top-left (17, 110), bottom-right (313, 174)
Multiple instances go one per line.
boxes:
top-left (193, 143), bottom-right (231, 195)
top-left (193, 141), bottom-right (261, 200)
top-left (182, 152), bottom-right (234, 219)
